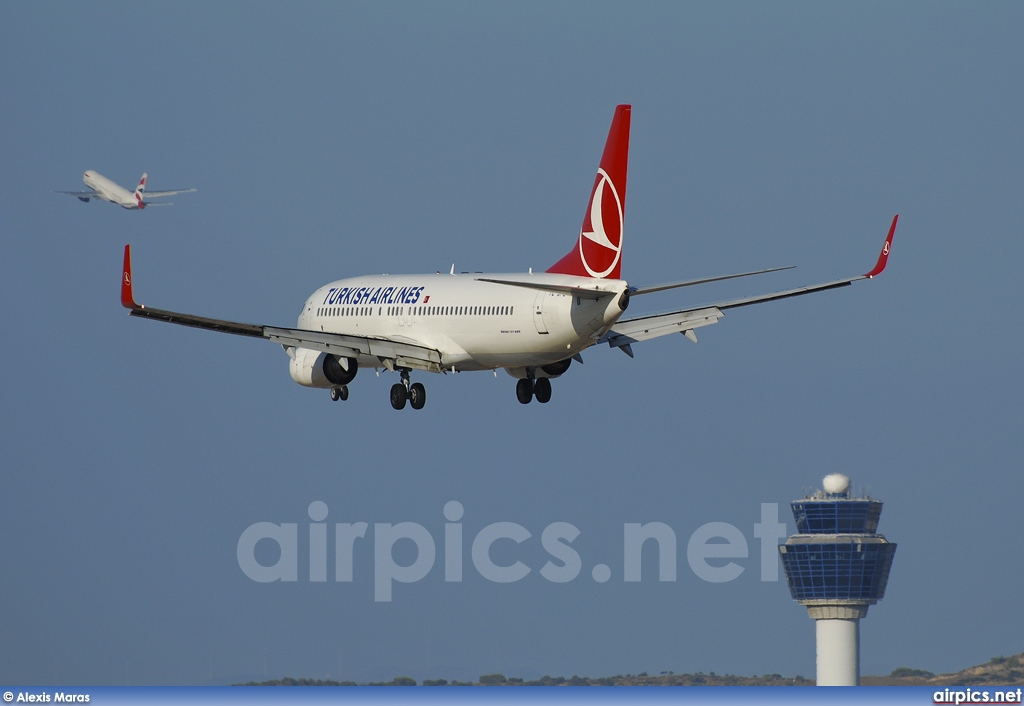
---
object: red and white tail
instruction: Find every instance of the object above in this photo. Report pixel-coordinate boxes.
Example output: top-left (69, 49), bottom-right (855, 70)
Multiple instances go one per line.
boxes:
top-left (134, 173), bottom-right (147, 209)
top-left (547, 104), bottom-right (631, 280)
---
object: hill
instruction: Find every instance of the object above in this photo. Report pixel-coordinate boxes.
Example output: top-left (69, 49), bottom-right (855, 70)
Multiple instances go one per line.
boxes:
top-left (237, 650), bottom-right (1024, 687)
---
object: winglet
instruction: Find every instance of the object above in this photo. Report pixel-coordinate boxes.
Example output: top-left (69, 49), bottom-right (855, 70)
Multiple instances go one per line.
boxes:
top-left (121, 244), bottom-right (140, 309)
top-left (864, 214), bottom-right (898, 278)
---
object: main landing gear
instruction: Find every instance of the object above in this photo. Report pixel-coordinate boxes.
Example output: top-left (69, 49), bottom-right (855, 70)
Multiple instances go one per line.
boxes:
top-left (390, 370), bottom-right (426, 411)
top-left (330, 385), bottom-right (350, 402)
top-left (516, 377), bottom-right (551, 405)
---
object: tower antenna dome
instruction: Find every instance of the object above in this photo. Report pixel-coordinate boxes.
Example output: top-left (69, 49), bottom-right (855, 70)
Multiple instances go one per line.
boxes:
top-left (823, 473), bottom-right (850, 495)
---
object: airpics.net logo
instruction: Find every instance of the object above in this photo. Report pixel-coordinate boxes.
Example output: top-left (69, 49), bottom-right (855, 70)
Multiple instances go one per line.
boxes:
top-left (237, 502), bottom-right (788, 602)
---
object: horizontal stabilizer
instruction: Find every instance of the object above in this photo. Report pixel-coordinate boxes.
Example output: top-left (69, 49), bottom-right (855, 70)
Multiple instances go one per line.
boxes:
top-left (144, 188), bottom-right (197, 198)
top-left (476, 277), bottom-right (620, 299)
top-left (630, 265), bottom-right (793, 296)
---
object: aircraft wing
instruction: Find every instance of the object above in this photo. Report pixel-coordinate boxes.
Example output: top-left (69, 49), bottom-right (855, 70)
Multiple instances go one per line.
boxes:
top-left (119, 245), bottom-right (443, 373)
top-left (600, 307), bottom-right (724, 355)
top-left (55, 190), bottom-right (101, 199)
top-left (600, 215), bottom-right (898, 356)
top-left (143, 188), bottom-right (197, 198)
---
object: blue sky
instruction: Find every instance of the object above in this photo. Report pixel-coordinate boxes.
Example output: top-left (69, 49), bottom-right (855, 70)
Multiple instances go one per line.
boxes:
top-left (2, 2), bottom-right (1022, 686)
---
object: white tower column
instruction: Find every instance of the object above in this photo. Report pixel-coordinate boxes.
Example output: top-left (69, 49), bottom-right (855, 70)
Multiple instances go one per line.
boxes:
top-left (815, 618), bottom-right (860, 686)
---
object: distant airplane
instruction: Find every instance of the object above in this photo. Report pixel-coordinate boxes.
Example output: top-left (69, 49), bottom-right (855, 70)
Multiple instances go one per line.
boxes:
top-left (57, 170), bottom-right (196, 209)
top-left (119, 105), bottom-right (897, 409)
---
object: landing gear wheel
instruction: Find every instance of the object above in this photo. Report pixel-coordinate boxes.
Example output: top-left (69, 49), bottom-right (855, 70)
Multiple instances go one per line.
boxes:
top-left (390, 383), bottom-right (408, 410)
top-left (331, 386), bottom-right (350, 402)
top-left (534, 377), bottom-right (551, 404)
top-left (516, 378), bottom-right (534, 404)
top-left (409, 382), bottom-right (426, 410)
top-left (339, 385), bottom-right (349, 401)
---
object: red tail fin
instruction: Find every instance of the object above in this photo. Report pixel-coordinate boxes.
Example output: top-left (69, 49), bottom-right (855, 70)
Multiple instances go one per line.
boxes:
top-left (134, 173), bottom-right (147, 209)
top-left (547, 105), bottom-right (631, 279)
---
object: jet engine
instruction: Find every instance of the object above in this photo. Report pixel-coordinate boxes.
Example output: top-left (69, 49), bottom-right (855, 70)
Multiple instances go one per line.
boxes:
top-left (288, 348), bottom-right (358, 388)
top-left (505, 357), bottom-right (573, 380)
top-left (540, 357), bottom-right (573, 377)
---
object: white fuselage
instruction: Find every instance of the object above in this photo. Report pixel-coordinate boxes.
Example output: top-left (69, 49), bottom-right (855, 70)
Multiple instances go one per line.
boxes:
top-left (83, 170), bottom-right (139, 209)
top-left (296, 272), bottom-right (629, 372)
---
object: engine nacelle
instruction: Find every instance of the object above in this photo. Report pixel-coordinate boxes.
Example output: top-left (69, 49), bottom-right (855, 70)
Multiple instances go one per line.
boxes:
top-left (288, 348), bottom-right (358, 388)
top-left (505, 357), bottom-right (573, 380)
top-left (540, 357), bottom-right (572, 377)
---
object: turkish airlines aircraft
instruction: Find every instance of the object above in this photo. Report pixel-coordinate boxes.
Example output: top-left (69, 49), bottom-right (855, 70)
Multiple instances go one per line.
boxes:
top-left (57, 170), bottom-right (196, 209)
top-left (120, 105), bottom-right (897, 409)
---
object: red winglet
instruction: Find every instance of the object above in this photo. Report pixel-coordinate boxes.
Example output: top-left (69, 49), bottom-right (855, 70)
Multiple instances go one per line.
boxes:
top-left (864, 214), bottom-right (898, 278)
top-left (121, 244), bottom-right (140, 309)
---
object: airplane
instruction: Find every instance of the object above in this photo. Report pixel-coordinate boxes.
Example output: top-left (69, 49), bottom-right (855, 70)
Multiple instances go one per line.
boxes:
top-left (57, 170), bottom-right (196, 209)
top-left (119, 104), bottom-right (897, 410)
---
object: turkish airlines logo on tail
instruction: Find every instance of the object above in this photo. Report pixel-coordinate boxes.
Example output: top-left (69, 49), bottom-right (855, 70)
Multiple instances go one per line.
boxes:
top-left (578, 168), bottom-right (623, 278)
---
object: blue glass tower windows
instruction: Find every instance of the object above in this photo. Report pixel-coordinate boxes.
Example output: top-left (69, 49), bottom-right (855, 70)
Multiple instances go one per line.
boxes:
top-left (791, 499), bottom-right (883, 535)
top-left (780, 541), bottom-right (896, 601)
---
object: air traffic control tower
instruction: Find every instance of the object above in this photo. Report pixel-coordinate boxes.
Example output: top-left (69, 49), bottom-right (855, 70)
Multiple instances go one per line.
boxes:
top-left (779, 473), bottom-right (897, 686)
